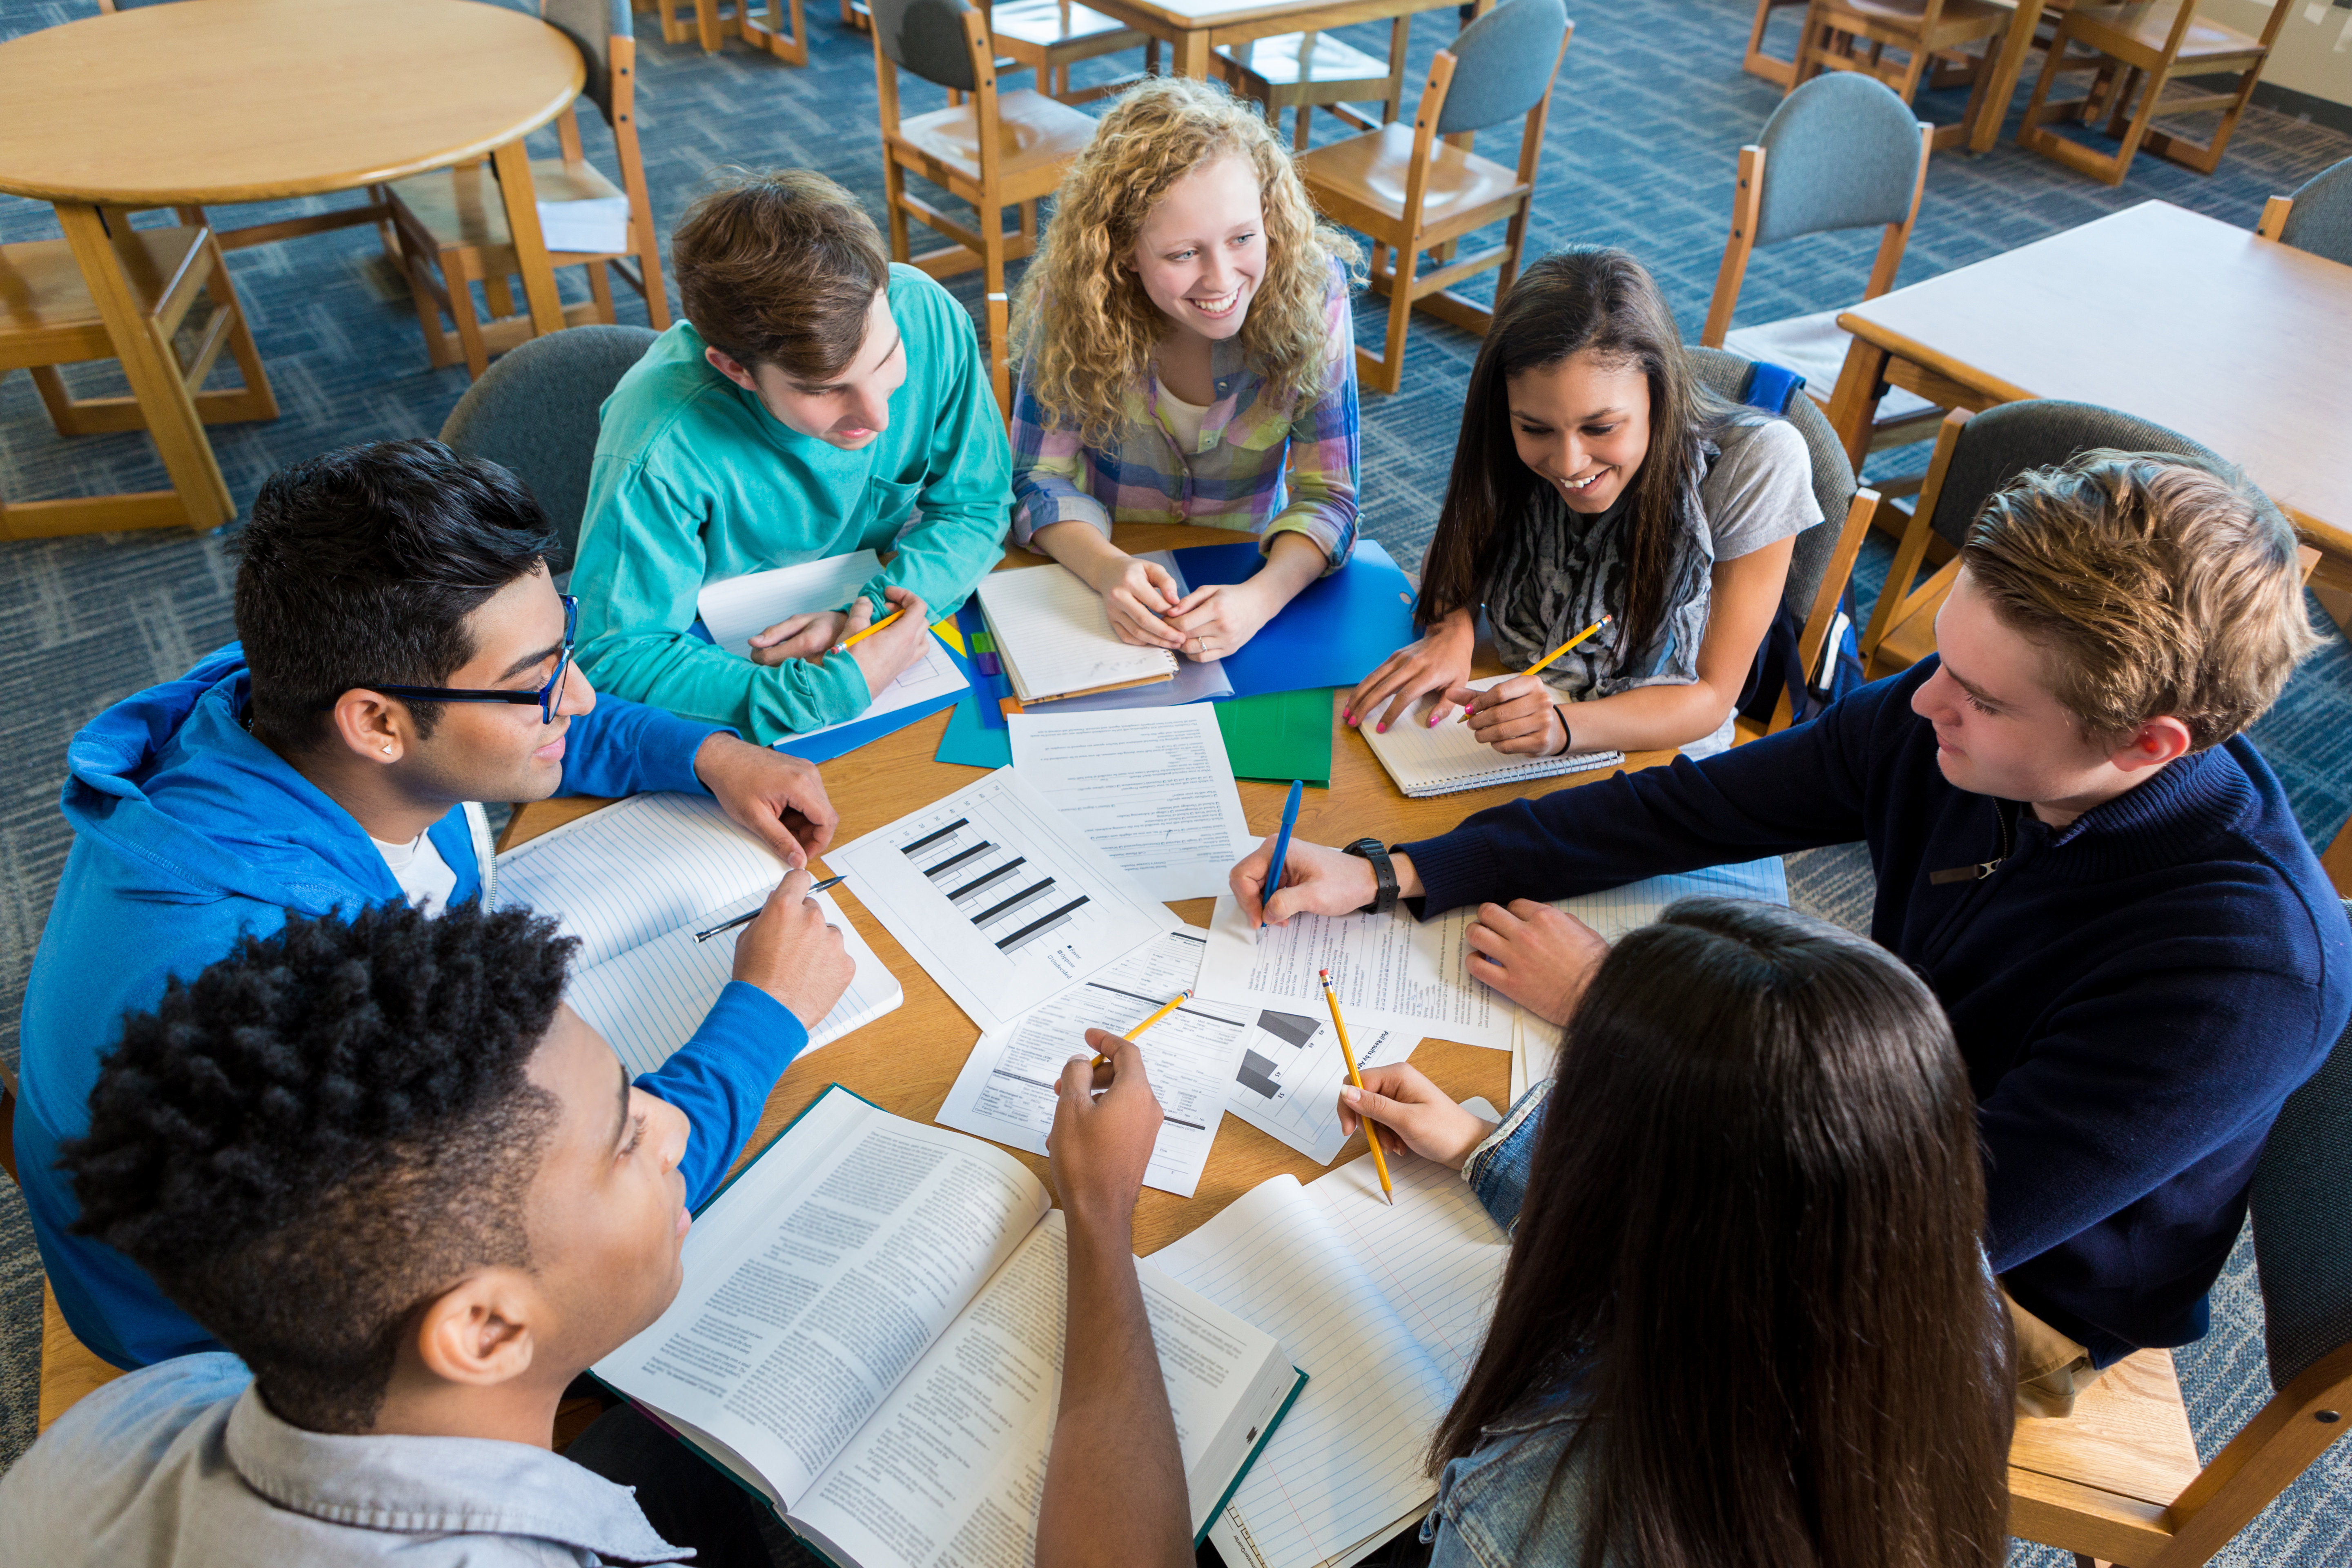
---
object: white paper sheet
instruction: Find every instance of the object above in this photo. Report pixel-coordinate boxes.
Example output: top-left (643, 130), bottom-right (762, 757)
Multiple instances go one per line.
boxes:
top-left (823, 768), bottom-right (1174, 1033)
top-left (1006, 704), bottom-right (1252, 902)
top-left (934, 928), bottom-right (1250, 1196)
top-left (1196, 894), bottom-right (1518, 1051)
top-left (537, 194), bottom-right (632, 254)
top-left (698, 552), bottom-right (886, 657)
top-left (1224, 1004), bottom-right (1423, 1163)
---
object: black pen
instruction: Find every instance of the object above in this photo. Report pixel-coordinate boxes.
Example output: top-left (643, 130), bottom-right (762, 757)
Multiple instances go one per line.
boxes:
top-left (694, 874), bottom-right (846, 941)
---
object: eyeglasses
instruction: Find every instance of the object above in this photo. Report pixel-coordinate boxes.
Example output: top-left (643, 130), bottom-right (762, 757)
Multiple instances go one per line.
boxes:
top-left (366, 595), bottom-right (577, 726)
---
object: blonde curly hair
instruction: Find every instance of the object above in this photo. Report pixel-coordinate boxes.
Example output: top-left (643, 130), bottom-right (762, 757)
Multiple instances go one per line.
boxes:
top-left (1011, 76), bottom-right (1360, 446)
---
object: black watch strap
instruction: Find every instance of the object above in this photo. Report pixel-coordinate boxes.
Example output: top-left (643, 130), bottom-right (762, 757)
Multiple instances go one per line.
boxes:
top-left (1342, 837), bottom-right (1399, 916)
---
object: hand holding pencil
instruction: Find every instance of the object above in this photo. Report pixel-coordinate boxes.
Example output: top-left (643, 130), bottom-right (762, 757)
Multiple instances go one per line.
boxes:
top-left (1449, 615), bottom-right (1610, 757)
top-left (1319, 969), bottom-right (1392, 1206)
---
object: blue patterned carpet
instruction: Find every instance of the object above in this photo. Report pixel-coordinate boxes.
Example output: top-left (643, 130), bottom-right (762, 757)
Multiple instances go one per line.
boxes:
top-left (3, 0), bottom-right (2349, 1555)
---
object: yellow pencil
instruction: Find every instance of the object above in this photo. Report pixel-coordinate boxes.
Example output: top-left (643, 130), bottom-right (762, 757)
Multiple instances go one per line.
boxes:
top-left (1457, 614), bottom-right (1612, 723)
top-left (837, 606), bottom-right (906, 652)
top-left (1091, 990), bottom-right (1189, 1067)
top-left (1320, 968), bottom-right (1393, 1206)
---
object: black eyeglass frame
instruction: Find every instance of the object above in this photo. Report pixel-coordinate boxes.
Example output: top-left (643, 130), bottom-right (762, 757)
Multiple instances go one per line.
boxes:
top-left (364, 595), bottom-right (578, 726)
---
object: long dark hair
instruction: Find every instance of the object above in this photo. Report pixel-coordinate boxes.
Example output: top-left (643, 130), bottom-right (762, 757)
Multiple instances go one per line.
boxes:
top-left (1416, 248), bottom-right (1708, 656)
top-left (1432, 899), bottom-right (2013, 1568)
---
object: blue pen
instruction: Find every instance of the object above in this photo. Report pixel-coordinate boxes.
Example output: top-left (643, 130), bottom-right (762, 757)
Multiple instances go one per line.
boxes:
top-left (1259, 779), bottom-right (1304, 931)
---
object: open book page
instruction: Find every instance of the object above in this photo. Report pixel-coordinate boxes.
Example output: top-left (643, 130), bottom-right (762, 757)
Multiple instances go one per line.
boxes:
top-left (1199, 893), bottom-right (1517, 1051)
top-left (1360, 679), bottom-right (1621, 796)
top-left (1025, 551), bottom-right (1234, 713)
top-left (1224, 1005), bottom-right (1424, 1164)
top-left (493, 793), bottom-right (778, 969)
top-left (568, 889), bottom-right (903, 1076)
top-left (936, 928), bottom-right (1251, 1198)
top-left (975, 564), bottom-right (1177, 702)
top-left (594, 1088), bottom-right (1054, 1511)
top-left (788, 1211), bottom-right (1296, 1568)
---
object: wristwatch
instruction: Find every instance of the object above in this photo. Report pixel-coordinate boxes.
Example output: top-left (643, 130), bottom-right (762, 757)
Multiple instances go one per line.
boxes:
top-left (1341, 838), bottom-right (1399, 916)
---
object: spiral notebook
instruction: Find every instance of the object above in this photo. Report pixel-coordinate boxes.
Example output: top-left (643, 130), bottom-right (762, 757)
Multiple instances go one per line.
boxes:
top-left (1361, 677), bottom-right (1623, 797)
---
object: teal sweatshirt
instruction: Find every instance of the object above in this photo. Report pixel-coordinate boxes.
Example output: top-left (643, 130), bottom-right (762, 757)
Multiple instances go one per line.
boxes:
top-left (571, 265), bottom-right (1011, 742)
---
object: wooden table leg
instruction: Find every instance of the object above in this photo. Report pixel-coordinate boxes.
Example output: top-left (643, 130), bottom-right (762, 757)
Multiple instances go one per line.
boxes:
top-left (1169, 24), bottom-right (1212, 77)
top-left (53, 203), bottom-right (234, 531)
top-left (1967, 0), bottom-right (2044, 154)
top-left (490, 138), bottom-right (568, 339)
top-left (1824, 332), bottom-right (1890, 477)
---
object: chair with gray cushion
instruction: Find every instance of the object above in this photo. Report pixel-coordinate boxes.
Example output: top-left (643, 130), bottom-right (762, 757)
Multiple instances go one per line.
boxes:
top-left (2010, 940), bottom-right (2352, 1566)
top-left (436, 323), bottom-right (657, 575)
top-left (2258, 155), bottom-right (2352, 269)
top-left (1857, 399), bottom-right (2289, 678)
top-left (1702, 73), bottom-right (1941, 474)
top-left (1294, 0), bottom-right (1574, 395)
top-left (1690, 345), bottom-right (1882, 735)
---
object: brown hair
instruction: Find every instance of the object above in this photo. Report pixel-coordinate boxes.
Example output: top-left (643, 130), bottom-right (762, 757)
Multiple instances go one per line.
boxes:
top-left (671, 166), bottom-right (890, 379)
top-left (1416, 248), bottom-right (1718, 657)
top-left (1962, 452), bottom-right (2320, 751)
top-left (1433, 898), bottom-right (2013, 1568)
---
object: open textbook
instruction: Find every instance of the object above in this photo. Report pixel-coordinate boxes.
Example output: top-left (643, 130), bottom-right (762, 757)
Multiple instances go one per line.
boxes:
top-left (492, 793), bottom-right (902, 1073)
top-left (975, 562), bottom-right (1178, 703)
top-left (595, 1087), bottom-right (1306, 1564)
top-left (1152, 1117), bottom-right (1509, 1568)
top-left (1361, 679), bottom-right (1622, 797)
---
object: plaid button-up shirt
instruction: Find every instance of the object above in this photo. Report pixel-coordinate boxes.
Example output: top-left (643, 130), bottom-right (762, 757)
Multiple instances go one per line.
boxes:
top-left (1009, 262), bottom-right (1359, 571)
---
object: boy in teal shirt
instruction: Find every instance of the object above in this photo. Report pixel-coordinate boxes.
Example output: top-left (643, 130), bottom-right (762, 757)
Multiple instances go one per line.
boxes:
top-left (572, 169), bottom-right (1011, 742)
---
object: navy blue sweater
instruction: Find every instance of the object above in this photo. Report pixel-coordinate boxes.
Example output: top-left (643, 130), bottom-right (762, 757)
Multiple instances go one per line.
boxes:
top-left (1399, 660), bottom-right (2351, 1365)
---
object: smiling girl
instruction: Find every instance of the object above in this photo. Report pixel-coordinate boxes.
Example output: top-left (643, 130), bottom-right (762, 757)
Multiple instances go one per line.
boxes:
top-left (1008, 77), bottom-right (1360, 664)
top-left (1349, 248), bottom-right (1820, 758)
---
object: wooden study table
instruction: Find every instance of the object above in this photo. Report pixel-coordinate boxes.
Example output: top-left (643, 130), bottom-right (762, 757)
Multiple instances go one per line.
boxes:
top-left (0, 0), bottom-right (584, 535)
top-left (1822, 200), bottom-right (2352, 597)
top-left (1076, 0), bottom-right (1483, 82)
top-left (506, 526), bottom-right (1673, 1254)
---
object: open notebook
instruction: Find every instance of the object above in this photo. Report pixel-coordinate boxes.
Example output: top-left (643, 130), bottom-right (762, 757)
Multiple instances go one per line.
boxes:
top-left (595, 1086), bottom-right (1307, 1565)
top-left (975, 563), bottom-right (1177, 704)
top-left (492, 793), bottom-right (901, 1072)
top-left (1152, 1109), bottom-right (1510, 1568)
top-left (1362, 679), bottom-right (1622, 797)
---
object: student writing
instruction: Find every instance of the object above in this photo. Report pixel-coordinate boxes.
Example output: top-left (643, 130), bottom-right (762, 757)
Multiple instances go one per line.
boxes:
top-left (1347, 247), bottom-right (1819, 760)
top-left (1009, 76), bottom-right (1360, 665)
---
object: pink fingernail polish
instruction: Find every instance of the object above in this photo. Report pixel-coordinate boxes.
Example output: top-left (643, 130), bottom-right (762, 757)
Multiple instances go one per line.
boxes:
top-left (1377, 722), bottom-right (1388, 733)
top-left (1341, 708), bottom-right (1352, 724)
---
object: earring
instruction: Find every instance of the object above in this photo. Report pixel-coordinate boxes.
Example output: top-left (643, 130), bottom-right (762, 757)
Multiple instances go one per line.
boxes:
top-left (381, 744), bottom-right (394, 755)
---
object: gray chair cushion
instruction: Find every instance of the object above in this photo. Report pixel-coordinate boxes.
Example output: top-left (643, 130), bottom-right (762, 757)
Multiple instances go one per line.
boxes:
top-left (2250, 904), bottom-right (2352, 1392)
top-left (2280, 155), bottom-right (2352, 270)
top-left (871, 0), bottom-right (981, 92)
top-left (1688, 345), bottom-right (1858, 624)
top-left (436, 323), bottom-right (658, 572)
top-left (1920, 399), bottom-right (2289, 550)
top-left (1753, 73), bottom-right (1924, 249)
top-left (541, 0), bottom-right (633, 125)
top-left (1434, 0), bottom-right (1568, 137)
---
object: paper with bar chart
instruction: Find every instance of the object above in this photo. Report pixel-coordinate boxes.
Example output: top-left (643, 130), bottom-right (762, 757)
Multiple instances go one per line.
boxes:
top-left (825, 768), bottom-right (1174, 1033)
top-left (1197, 893), bottom-right (1519, 1051)
top-left (1224, 1004), bottom-right (1423, 1164)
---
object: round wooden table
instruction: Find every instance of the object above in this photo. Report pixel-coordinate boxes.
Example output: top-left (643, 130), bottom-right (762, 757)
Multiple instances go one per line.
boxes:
top-left (0, 0), bottom-right (584, 534)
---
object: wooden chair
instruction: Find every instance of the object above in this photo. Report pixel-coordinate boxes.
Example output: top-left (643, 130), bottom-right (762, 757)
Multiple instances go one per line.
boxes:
top-left (1743, 0), bottom-right (1811, 86)
top-left (2257, 154), bottom-right (2352, 267)
top-left (2016, 0), bottom-right (2293, 185)
top-left (1296, 0), bottom-right (1572, 396)
top-left (1789, 0), bottom-right (2012, 150)
top-left (2009, 960), bottom-right (2352, 1566)
top-left (1702, 73), bottom-right (1941, 496)
top-left (2, 219), bottom-right (277, 541)
top-left (1858, 399), bottom-right (2292, 679)
top-left (1221, 21), bottom-right (1414, 153)
top-left (989, 0), bottom-right (1158, 105)
top-left (871, 0), bottom-right (1098, 414)
top-left (1689, 347), bottom-right (1883, 739)
top-left (386, 0), bottom-right (669, 380)
top-left (639, 0), bottom-right (805, 59)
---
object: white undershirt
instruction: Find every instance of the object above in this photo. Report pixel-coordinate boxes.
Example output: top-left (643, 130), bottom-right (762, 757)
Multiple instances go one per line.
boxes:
top-left (372, 829), bottom-right (459, 918)
top-left (1157, 383), bottom-right (1211, 453)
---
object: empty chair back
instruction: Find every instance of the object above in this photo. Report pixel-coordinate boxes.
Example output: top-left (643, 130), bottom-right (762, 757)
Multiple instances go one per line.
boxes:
top-left (1688, 345), bottom-right (1857, 622)
top-left (2278, 155), bottom-right (2352, 268)
top-left (871, 0), bottom-right (982, 91)
top-left (437, 323), bottom-right (659, 572)
top-left (2250, 920), bottom-right (2352, 1392)
top-left (1434, 0), bottom-right (1570, 136)
top-left (1918, 399), bottom-right (2289, 550)
top-left (1752, 72), bottom-right (1925, 247)
top-left (541, 0), bottom-right (633, 125)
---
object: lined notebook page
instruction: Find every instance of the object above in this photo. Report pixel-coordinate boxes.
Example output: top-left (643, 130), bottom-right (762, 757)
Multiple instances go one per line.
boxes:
top-left (697, 551), bottom-right (883, 657)
top-left (974, 565), bottom-right (1176, 702)
top-left (494, 793), bottom-right (780, 969)
top-left (1361, 678), bottom-right (1621, 797)
top-left (568, 889), bottom-right (904, 1075)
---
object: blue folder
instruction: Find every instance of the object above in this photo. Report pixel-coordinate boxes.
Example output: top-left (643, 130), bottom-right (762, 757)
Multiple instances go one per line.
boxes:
top-left (1170, 537), bottom-right (1419, 700)
top-left (769, 629), bottom-right (974, 765)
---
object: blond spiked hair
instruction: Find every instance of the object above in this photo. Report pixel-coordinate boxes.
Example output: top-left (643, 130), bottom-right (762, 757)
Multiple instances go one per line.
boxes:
top-left (1011, 76), bottom-right (1359, 446)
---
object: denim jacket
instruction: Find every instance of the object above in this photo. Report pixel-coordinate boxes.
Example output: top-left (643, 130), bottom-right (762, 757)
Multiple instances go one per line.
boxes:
top-left (1461, 1078), bottom-right (1552, 1233)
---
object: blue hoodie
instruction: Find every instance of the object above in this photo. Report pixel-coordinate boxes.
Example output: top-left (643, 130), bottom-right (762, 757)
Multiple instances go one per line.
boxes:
top-left (18, 645), bottom-right (810, 1370)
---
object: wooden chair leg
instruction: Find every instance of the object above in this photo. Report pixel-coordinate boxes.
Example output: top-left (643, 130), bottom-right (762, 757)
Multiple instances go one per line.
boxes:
top-left (2104, 64), bottom-right (2167, 184)
top-left (585, 259), bottom-right (617, 322)
top-left (881, 156), bottom-right (913, 263)
top-left (445, 252), bottom-right (494, 381)
top-left (2104, 64), bottom-right (2145, 138)
top-left (201, 234), bottom-right (278, 421)
top-left (1374, 242), bottom-right (1418, 395)
top-left (482, 271), bottom-right (518, 320)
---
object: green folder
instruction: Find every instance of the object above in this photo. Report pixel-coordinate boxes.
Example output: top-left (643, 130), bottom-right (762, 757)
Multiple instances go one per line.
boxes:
top-left (1215, 687), bottom-right (1336, 787)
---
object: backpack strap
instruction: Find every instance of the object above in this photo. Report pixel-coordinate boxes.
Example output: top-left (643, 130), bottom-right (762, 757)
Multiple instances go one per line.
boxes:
top-left (1735, 359), bottom-right (1807, 416)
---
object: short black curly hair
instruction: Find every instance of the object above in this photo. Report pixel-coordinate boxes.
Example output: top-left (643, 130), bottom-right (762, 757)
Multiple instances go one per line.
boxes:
top-left (61, 901), bottom-right (575, 1433)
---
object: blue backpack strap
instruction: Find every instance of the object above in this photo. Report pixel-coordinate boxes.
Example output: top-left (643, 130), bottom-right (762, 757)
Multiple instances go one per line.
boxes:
top-left (1735, 359), bottom-right (1807, 416)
